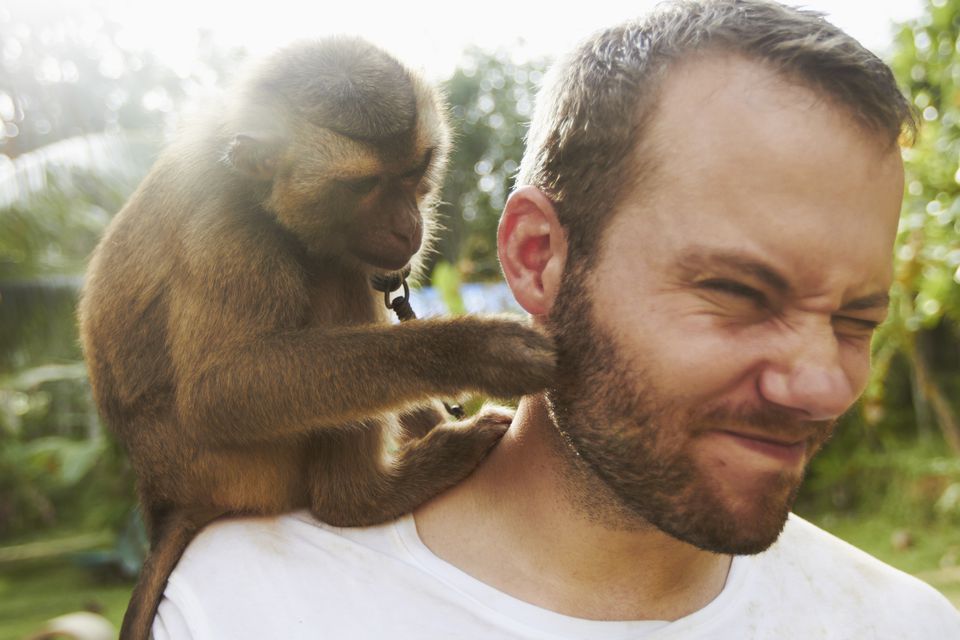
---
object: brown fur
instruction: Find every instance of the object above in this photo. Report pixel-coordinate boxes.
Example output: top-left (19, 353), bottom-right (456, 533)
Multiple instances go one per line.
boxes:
top-left (78, 37), bottom-right (554, 640)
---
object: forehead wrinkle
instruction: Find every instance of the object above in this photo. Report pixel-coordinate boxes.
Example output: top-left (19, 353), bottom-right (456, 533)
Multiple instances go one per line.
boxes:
top-left (675, 247), bottom-right (791, 294)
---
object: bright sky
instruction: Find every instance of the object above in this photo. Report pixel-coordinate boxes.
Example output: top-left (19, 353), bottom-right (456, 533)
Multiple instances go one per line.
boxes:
top-left (10, 0), bottom-right (926, 80)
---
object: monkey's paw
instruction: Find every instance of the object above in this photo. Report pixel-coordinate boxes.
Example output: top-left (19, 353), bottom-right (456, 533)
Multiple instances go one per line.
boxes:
top-left (464, 404), bottom-right (515, 428)
top-left (467, 318), bottom-right (557, 398)
top-left (422, 410), bottom-right (511, 463)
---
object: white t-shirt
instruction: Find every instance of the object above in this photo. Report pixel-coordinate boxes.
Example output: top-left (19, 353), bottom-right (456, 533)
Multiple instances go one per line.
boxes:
top-left (153, 511), bottom-right (960, 639)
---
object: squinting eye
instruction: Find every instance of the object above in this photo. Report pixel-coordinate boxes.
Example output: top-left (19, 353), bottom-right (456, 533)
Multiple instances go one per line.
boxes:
top-left (700, 279), bottom-right (767, 306)
top-left (343, 176), bottom-right (379, 195)
top-left (833, 316), bottom-right (881, 337)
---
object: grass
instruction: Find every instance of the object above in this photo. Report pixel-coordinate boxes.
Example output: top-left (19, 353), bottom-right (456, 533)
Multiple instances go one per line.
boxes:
top-left (0, 554), bottom-right (132, 639)
top-left (804, 513), bottom-right (960, 608)
top-left (1, 513), bottom-right (957, 638)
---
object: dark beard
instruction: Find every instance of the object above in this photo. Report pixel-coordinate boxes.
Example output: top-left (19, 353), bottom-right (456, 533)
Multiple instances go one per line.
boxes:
top-left (544, 263), bottom-right (830, 555)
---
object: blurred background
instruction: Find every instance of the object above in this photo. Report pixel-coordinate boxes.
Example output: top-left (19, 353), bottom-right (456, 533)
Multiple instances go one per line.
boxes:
top-left (2, 0), bottom-right (959, 636)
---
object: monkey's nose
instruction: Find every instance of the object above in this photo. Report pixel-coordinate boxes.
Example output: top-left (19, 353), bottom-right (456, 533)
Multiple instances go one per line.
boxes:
top-left (394, 226), bottom-right (422, 255)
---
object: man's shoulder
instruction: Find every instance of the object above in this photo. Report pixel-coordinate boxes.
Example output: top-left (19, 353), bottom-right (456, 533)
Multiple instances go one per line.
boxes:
top-left (155, 511), bottom-right (463, 639)
top-left (172, 510), bottom-right (406, 583)
top-left (737, 514), bottom-right (959, 633)
top-left (773, 514), bottom-right (937, 591)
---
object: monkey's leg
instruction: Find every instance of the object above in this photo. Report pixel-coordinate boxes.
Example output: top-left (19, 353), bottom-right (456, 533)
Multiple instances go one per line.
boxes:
top-left (308, 408), bottom-right (512, 527)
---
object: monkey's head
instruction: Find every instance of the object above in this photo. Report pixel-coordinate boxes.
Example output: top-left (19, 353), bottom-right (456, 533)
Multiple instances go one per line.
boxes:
top-left (223, 37), bottom-right (450, 275)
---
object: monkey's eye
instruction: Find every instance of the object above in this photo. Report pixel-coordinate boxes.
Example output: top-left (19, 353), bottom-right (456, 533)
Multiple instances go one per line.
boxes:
top-left (343, 176), bottom-right (379, 195)
top-left (401, 167), bottom-right (426, 182)
top-left (401, 164), bottom-right (429, 184)
top-left (401, 150), bottom-right (434, 183)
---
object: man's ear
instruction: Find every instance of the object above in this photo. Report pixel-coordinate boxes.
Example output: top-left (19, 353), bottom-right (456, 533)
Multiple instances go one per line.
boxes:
top-left (498, 185), bottom-right (567, 317)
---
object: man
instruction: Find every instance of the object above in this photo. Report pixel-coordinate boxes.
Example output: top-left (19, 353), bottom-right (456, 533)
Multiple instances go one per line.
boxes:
top-left (154, 1), bottom-right (960, 637)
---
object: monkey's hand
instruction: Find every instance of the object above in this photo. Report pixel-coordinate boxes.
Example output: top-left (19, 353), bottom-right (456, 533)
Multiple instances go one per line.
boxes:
top-left (431, 405), bottom-right (513, 452)
top-left (438, 316), bottom-right (556, 399)
top-left (312, 405), bottom-right (513, 526)
top-left (395, 404), bottom-right (512, 484)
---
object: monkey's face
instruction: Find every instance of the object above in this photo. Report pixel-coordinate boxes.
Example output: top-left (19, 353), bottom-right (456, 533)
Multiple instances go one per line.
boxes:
top-left (282, 156), bottom-right (434, 270)
top-left (223, 40), bottom-right (451, 272)
top-left (340, 171), bottom-right (426, 271)
top-left (239, 129), bottom-right (440, 271)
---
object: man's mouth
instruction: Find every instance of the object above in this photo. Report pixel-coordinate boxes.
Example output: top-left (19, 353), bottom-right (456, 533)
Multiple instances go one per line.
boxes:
top-left (713, 429), bottom-right (807, 466)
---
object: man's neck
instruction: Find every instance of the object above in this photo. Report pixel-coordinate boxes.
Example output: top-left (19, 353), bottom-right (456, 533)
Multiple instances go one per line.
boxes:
top-left (414, 394), bottom-right (732, 622)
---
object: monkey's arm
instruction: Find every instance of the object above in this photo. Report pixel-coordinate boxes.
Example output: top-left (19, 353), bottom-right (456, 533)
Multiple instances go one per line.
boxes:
top-left (167, 266), bottom-right (552, 446)
top-left (173, 316), bottom-right (551, 445)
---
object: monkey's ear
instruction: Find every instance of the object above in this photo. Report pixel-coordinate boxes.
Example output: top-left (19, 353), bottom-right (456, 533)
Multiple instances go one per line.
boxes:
top-left (224, 133), bottom-right (281, 181)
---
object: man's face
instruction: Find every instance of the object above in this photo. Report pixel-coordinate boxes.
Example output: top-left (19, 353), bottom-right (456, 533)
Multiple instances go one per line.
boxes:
top-left (545, 55), bottom-right (904, 554)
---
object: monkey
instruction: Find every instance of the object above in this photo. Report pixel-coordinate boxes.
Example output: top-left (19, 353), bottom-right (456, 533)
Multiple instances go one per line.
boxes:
top-left (77, 37), bottom-right (555, 640)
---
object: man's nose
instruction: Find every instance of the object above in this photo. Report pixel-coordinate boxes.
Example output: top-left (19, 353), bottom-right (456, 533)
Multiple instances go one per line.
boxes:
top-left (756, 321), bottom-right (857, 421)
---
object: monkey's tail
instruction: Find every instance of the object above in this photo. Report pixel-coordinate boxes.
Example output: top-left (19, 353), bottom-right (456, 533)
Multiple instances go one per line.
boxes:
top-left (120, 510), bottom-right (220, 640)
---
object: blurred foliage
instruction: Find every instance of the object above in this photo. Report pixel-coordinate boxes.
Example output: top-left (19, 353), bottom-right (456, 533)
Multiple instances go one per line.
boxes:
top-left (792, 0), bottom-right (960, 543)
top-left (0, 133), bottom-right (157, 282)
top-left (0, 554), bottom-right (132, 638)
top-left (0, 7), bottom-right (244, 159)
top-left (0, 8), bottom-right (239, 540)
top-left (0, 21), bottom-right (244, 549)
top-left (0, 12), bottom-right (172, 158)
top-left (438, 49), bottom-right (547, 279)
top-left (853, 0), bottom-right (960, 459)
top-left (430, 261), bottom-right (467, 316)
top-left (798, 411), bottom-right (960, 526)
